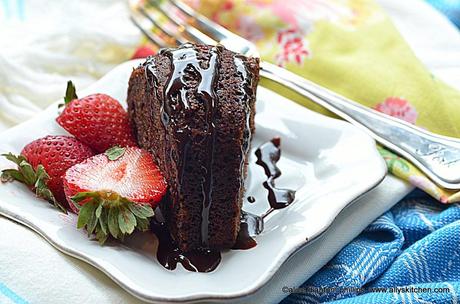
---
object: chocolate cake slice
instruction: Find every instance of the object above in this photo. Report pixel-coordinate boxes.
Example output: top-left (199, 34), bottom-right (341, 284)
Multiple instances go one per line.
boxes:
top-left (127, 43), bottom-right (259, 251)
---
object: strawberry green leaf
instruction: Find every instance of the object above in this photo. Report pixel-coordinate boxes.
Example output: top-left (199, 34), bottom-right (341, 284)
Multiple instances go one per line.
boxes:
top-left (1, 153), bottom-right (67, 213)
top-left (87, 208), bottom-right (99, 236)
top-left (2, 153), bottom-right (27, 164)
top-left (95, 203), bottom-right (103, 218)
top-left (96, 229), bottom-right (108, 245)
top-left (77, 202), bottom-right (97, 229)
top-left (108, 206), bottom-right (120, 239)
top-left (71, 191), bottom-right (99, 203)
top-left (105, 146), bottom-right (126, 161)
top-left (20, 160), bottom-right (38, 185)
top-left (99, 209), bottom-right (108, 235)
top-left (64, 80), bottom-right (78, 105)
top-left (70, 199), bottom-right (82, 211)
top-left (136, 217), bottom-right (150, 231)
top-left (118, 207), bottom-right (136, 234)
top-left (128, 203), bottom-right (155, 219)
top-left (1, 169), bottom-right (25, 183)
top-left (72, 191), bottom-right (154, 244)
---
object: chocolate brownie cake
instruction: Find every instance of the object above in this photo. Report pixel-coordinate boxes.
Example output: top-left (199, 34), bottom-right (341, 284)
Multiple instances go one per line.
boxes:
top-left (127, 43), bottom-right (260, 251)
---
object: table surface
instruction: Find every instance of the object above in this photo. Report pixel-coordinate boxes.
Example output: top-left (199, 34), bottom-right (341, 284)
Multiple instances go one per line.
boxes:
top-left (0, 0), bottom-right (460, 303)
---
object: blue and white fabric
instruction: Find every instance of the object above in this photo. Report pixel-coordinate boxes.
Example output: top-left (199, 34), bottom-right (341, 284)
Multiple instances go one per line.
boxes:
top-left (282, 190), bottom-right (460, 303)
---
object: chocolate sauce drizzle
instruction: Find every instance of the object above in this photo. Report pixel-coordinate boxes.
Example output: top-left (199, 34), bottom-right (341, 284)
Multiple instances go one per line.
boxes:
top-left (151, 208), bottom-right (221, 273)
top-left (234, 137), bottom-right (296, 250)
top-left (255, 137), bottom-right (296, 210)
top-left (151, 43), bottom-right (222, 247)
top-left (234, 55), bottom-right (253, 199)
top-left (232, 210), bottom-right (263, 250)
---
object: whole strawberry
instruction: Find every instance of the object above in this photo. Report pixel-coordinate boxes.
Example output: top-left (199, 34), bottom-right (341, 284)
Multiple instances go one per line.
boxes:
top-left (63, 146), bottom-right (167, 244)
top-left (1, 135), bottom-right (95, 212)
top-left (131, 45), bottom-right (156, 59)
top-left (56, 81), bottom-right (137, 153)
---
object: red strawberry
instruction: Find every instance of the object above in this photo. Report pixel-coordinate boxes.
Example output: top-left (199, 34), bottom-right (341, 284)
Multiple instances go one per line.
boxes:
top-left (63, 147), bottom-right (167, 244)
top-left (131, 45), bottom-right (156, 59)
top-left (56, 81), bottom-right (137, 153)
top-left (1, 135), bottom-right (95, 212)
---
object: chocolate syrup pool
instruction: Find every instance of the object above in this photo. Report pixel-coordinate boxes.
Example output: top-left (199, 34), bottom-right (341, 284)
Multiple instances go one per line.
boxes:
top-left (151, 208), bottom-right (221, 272)
top-left (150, 137), bottom-right (296, 272)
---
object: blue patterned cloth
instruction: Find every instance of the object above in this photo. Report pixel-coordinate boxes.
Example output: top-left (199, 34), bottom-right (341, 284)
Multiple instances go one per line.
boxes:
top-left (281, 190), bottom-right (460, 303)
top-left (280, 3), bottom-right (460, 303)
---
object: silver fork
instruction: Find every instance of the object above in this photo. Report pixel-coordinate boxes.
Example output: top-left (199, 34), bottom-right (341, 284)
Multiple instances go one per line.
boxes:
top-left (129, 0), bottom-right (460, 190)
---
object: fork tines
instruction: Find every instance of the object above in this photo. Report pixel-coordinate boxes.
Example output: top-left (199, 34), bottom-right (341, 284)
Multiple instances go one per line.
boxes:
top-left (129, 0), bottom-right (258, 57)
top-left (130, 0), bottom-right (219, 49)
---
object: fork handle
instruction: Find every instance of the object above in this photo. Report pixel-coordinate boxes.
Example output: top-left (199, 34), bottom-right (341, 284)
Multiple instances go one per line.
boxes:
top-left (260, 61), bottom-right (460, 189)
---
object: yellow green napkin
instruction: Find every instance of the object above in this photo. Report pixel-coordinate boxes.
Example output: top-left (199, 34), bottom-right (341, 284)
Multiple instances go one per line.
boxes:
top-left (184, 0), bottom-right (460, 203)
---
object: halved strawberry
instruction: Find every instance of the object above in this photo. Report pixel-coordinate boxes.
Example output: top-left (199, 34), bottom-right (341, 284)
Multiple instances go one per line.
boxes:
top-left (1, 135), bottom-right (95, 212)
top-left (56, 81), bottom-right (137, 153)
top-left (63, 147), bottom-right (167, 244)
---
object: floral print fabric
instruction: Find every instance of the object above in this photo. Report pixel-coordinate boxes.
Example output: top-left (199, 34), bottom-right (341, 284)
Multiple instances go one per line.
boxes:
top-left (374, 97), bottom-right (418, 124)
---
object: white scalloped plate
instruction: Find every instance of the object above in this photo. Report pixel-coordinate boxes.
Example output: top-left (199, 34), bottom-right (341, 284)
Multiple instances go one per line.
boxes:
top-left (0, 60), bottom-right (386, 303)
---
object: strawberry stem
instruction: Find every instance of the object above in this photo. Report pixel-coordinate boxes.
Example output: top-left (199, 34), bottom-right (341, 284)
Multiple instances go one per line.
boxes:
top-left (1, 153), bottom-right (68, 213)
top-left (64, 80), bottom-right (78, 105)
top-left (71, 191), bottom-right (154, 244)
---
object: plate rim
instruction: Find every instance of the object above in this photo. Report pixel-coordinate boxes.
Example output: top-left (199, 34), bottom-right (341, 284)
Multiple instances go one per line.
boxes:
top-left (0, 174), bottom-right (385, 303)
top-left (0, 60), bottom-right (387, 303)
